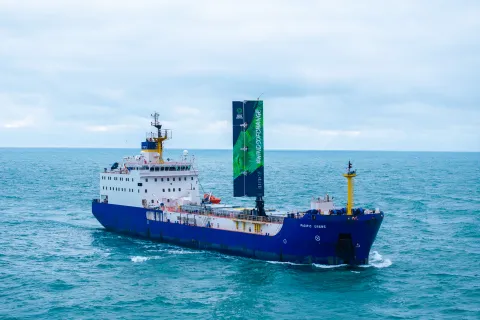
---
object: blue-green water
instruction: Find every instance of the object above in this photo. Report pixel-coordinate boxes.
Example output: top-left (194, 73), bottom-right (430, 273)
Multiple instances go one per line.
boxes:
top-left (0, 149), bottom-right (479, 319)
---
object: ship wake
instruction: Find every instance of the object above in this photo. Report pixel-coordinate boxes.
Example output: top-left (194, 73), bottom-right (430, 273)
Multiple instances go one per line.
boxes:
top-left (130, 248), bottom-right (203, 262)
top-left (360, 251), bottom-right (392, 268)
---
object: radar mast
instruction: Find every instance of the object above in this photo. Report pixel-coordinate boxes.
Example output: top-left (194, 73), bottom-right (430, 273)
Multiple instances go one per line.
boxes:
top-left (150, 112), bottom-right (170, 164)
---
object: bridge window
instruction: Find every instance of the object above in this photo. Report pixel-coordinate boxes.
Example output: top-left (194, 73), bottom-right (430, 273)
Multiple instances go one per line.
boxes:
top-left (161, 167), bottom-right (165, 171)
top-left (155, 167), bottom-right (159, 171)
top-left (168, 188), bottom-right (171, 192)
top-left (155, 178), bottom-right (157, 182)
top-left (179, 188), bottom-right (181, 192)
top-left (191, 177), bottom-right (194, 180)
top-left (173, 188), bottom-right (175, 192)
top-left (173, 178), bottom-right (175, 182)
top-left (167, 178), bottom-right (170, 182)
top-left (161, 178), bottom-right (164, 182)
top-left (184, 177), bottom-right (186, 181)
top-left (145, 178), bottom-right (148, 182)
top-left (163, 189), bottom-right (165, 192)
top-left (145, 189), bottom-right (147, 193)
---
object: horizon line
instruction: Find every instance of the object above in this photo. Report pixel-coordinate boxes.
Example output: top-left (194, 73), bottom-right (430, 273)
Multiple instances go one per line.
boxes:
top-left (0, 146), bottom-right (478, 153)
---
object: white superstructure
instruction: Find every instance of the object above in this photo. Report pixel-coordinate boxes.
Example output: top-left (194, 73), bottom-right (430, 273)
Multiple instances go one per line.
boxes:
top-left (99, 157), bottom-right (201, 208)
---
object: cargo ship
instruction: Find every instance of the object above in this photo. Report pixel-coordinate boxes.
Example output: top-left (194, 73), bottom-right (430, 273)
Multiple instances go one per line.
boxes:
top-left (92, 100), bottom-right (384, 265)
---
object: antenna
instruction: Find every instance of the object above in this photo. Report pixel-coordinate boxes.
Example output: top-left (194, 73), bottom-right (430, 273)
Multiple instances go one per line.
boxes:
top-left (257, 92), bottom-right (264, 100)
top-left (151, 112), bottom-right (162, 137)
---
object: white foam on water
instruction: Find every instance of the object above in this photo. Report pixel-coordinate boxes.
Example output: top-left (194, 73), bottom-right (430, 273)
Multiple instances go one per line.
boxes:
top-left (359, 251), bottom-right (393, 268)
top-left (351, 271), bottom-right (360, 274)
top-left (371, 251), bottom-right (383, 261)
top-left (371, 258), bottom-right (393, 268)
top-left (313, 263), bottom-right (348, 269)
top-left (266, 261), bottom-right (308, 266)
top-left (166, 249), bottom-right (203, 255)
top-left (131, 256), bottom-right (149, 263)
top-left (130, 255), bottom-right (167, 263)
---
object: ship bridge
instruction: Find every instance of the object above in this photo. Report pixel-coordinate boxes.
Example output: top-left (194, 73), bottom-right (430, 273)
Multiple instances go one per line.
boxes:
top-left (98, 113), bottom-right (201, 208)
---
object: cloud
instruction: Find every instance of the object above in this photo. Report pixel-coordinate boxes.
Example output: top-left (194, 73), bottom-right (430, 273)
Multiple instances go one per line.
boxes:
top-left (84, 124), bottom-right (137, 132)
top-left (3, 116), bottom-right (34, 129)
top-left (0, 0), bottom-right (479, 150)
top-left (174, 106), bottom-right (201, 117)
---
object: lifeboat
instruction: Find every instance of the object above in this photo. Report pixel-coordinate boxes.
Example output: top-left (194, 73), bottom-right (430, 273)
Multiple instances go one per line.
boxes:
top-left (204, 193), bottom-right (221, 204)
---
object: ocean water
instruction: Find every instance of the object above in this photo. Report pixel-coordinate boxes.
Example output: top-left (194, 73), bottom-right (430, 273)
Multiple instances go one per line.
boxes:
top-left (0, 148), bottom-right (479, 319)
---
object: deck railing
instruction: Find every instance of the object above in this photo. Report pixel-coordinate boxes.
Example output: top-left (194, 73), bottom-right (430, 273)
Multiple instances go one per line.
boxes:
top-left (178, 206), bottom-right (285, 224)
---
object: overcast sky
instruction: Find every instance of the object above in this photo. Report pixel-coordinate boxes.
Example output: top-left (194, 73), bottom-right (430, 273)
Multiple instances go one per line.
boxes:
top-left (1, 0), bottom-right (479, 151)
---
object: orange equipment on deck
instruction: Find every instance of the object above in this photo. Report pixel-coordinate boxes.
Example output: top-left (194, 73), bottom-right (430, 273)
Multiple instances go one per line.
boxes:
top-left (204, 193), bottom-right (221, 204)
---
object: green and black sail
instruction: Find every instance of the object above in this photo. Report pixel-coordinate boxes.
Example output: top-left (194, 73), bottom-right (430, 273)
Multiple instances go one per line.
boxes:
top-left (232, 100), bottom-right (264, 198)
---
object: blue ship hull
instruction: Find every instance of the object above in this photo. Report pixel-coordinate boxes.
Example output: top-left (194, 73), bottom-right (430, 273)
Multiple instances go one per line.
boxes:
top-left (92, 202), bottom-right (383, 265)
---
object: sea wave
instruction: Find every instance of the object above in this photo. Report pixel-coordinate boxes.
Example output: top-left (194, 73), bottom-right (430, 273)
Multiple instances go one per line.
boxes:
top-left (131, 256), bottom-right (149, 263)
top-left (313, 263), bottom-right (348, 269)
top-left (165, 249), bottom-right (202, 255)
top-left (359, 251), bottom-right (392, 268)
top-left (266, 261), bottom-right (308, 266)
top-left (130, 249), bottom-right (201, 262)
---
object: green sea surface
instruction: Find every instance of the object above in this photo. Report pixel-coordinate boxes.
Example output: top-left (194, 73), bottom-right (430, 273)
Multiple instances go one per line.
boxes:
top-left (0, 149), bottom-right (479, 319)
